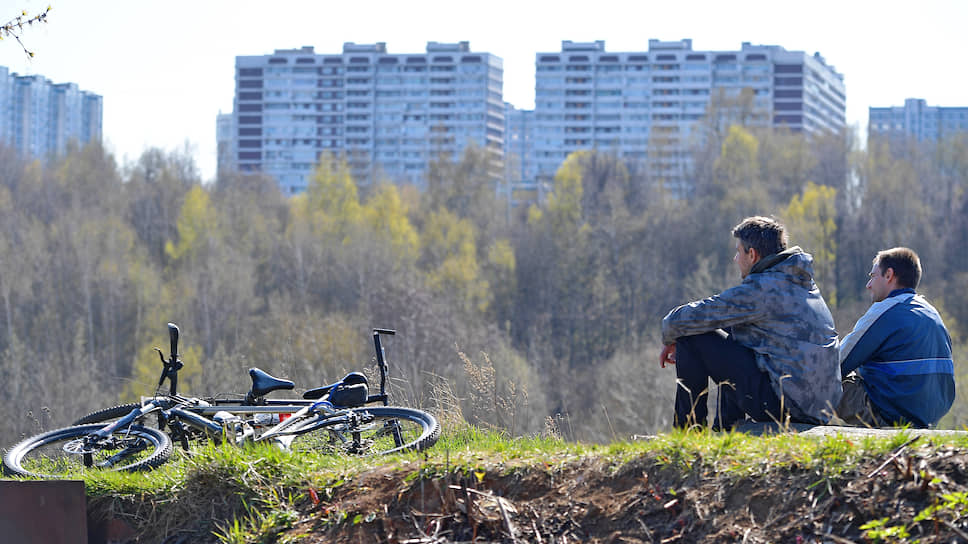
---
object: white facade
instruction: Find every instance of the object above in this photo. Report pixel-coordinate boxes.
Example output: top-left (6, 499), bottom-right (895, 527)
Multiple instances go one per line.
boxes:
top-left (228, 42), bottom-right (504, 195)
top-left (0, 67), bottom-right (102, 159)
top-left (531, 40), bottom-right (846, 193)
top-left (869, 98), bottom-right (968, 146)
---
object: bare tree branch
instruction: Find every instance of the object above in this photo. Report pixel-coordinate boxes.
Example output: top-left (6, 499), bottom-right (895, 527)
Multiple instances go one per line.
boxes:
top-left (1, 6), bottom-right (51, 59)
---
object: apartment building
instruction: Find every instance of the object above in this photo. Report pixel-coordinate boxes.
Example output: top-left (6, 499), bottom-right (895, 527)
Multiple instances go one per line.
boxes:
top-left (227, 42), bottom-right (504, 194)
top-left (531, 39), bottom-right (846, 194)
top-left (503, 102), bottom-right (549, 206)
top-left (869, 98), bottom-right (968, 149)
top-left (0, 66), bottom-right (102, 159)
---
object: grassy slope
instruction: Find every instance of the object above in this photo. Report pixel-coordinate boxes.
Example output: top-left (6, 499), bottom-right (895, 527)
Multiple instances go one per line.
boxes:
top-left (20, 425), bottom-right (968, 543)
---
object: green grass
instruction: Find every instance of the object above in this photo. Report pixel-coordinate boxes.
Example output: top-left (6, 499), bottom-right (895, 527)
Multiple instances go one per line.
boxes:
top-left (7, 423), bottom-right (968, 543)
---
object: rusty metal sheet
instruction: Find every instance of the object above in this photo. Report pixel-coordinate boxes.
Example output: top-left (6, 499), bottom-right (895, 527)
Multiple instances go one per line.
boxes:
top-left (0, 480), bottom-right (87, 544)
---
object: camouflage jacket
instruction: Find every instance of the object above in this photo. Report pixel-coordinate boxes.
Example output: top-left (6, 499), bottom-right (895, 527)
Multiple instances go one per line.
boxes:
top-left (661, 247), bottom-right (840, 423)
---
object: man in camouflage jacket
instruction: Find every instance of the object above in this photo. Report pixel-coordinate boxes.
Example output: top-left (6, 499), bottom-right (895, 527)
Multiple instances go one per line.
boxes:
top-left (660, 216), bottom-right (840, 428)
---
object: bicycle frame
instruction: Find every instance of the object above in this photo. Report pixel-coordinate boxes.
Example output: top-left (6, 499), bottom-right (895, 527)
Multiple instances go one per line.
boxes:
top-left (106, 325), bottom-right (404, 449)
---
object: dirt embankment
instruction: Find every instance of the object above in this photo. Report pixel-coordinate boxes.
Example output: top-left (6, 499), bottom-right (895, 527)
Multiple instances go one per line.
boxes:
top-left (92, 443), bottom-right (968, 543)
top-left (295, 447), bottom-right (968, 543)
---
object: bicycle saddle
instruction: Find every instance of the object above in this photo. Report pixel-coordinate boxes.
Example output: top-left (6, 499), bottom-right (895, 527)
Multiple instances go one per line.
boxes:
top-left (248, 368), bottom-right (295, 398)
top-left (302, 371), bottom-right (368, 403)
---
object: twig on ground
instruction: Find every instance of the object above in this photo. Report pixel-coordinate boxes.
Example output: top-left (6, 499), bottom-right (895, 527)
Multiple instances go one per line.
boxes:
top-left (866, 436), bottom-right (920, 478)
top-left (823, 534), bottom-right (858, 544)
top-left (941, 519), bottom-right (968, 541)
top-left (497, 492), bottom-right (518, 543)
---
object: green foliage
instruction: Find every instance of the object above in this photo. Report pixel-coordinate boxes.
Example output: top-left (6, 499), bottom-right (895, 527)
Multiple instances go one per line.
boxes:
top-left (299, 154), bottom-right (363, 240)
top-left (165, 185), bottom-right (218, 263)
top-left (362, 183), bottom-right (419, 267)
top-left (421, 207), bottom-right (490, 313)
top-left (546, 151), bottom-right (587, 233)
top-left (784, 181), bottom-right (838, 299)
top-left (860, 517), bottom-right (910, 541)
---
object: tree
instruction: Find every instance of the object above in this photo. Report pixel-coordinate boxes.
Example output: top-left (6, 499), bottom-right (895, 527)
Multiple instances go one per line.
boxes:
top-left (420, 208), bottom-right (489, 314)
top-left (127, 147), bottom-right (199, 264)
top-left (784, 182), bottom-right (838, 301)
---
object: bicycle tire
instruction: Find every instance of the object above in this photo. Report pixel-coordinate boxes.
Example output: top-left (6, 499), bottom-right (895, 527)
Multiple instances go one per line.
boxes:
top-left (73, 403), bottom-right (144, 425)
top-left (3, 423), bottom-right (172, 478)
top-left (286, 406), bottom-right (440, 456)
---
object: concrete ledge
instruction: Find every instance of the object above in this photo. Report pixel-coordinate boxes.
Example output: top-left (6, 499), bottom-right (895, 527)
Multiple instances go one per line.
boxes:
top-left (734, 421), bottom-right (968, 438)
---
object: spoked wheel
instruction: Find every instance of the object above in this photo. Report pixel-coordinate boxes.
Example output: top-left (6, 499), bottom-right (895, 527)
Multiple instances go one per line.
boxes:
top-left (287, 406), bottom-right (440, 456)
top-left (3, 424), bottom-right (172, 478)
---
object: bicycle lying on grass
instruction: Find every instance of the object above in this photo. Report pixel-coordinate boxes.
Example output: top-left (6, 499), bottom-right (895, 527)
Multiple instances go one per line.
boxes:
top-left (3, 323), bottom-right (439, 479)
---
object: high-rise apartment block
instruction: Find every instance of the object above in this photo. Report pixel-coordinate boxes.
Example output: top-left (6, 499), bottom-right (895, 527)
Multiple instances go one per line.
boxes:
top-left (0, 66), bottom-right (102, 160)
top-left (869, 98), bottom-right (968, 148)
top-left (531, 40), bottom-right (846, 193)
top-left (504, 103), bottom-right (545, 206)
top-left (226, 42), bottom-right (504, 194)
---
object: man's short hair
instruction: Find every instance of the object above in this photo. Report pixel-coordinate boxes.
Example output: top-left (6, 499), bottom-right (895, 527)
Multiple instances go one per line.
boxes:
top-left (732, 216), bottom-right (788, 257)
top-left (874, 247), bottom-right (922, 289)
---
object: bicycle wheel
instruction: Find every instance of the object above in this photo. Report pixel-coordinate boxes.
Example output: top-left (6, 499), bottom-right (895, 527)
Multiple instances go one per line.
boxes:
top-left (287, 406), bottom-right (440, 456)
top-left (74, 403), bottom-right (143, 425)
top-left (3, 424), bottom-right (172, 478)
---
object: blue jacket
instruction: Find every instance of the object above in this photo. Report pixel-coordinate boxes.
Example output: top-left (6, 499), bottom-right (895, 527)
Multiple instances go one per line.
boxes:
top-left (841, 288), bottom-right (955, 428)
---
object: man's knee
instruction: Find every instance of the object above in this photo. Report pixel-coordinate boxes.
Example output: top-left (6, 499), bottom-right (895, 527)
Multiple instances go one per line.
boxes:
top-left (676, 330), bottom-right (728, 362)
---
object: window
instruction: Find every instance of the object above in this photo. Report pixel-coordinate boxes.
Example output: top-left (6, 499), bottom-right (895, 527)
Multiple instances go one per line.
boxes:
top-left (775, 64), bottom-right (803, 73)
top-left (774, 114), bottom-right (802, 124)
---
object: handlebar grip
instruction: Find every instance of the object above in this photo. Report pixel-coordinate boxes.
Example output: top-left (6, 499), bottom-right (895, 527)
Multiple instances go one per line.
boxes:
top-left (373, 328), bottom-right (396, 335)
top-left (168, 322), bottom-right (180, 357)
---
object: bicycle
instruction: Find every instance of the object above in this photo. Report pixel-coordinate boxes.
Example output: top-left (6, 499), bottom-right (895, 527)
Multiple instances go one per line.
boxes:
top-left (3, 323), bottom-right (439, 479)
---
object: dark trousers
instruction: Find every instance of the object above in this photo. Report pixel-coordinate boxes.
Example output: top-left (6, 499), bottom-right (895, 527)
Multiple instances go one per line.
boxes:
top-left (674, 330), bottom-right (783, 429)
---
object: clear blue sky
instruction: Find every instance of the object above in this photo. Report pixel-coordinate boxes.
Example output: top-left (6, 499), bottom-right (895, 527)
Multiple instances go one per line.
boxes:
top-left (2, 0), bottom-right (966, 182)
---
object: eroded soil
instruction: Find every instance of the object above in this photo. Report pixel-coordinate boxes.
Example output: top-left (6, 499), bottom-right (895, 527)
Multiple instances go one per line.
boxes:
top-left (90, 444), bottom-right (968, 543)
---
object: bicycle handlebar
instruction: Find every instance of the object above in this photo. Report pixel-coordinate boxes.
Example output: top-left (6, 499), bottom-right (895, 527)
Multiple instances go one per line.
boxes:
top-left (168, 323), bottom-right (179, 358)
top-left (372, 328), bottom-right (395, 406)
top-left (154, 322), bottom-right (184, 396)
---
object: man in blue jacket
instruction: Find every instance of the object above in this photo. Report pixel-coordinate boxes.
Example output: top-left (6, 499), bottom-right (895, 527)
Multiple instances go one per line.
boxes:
top-left (660, 216), bottom-right (840, 429)
top-left (836, 247), bottom-right (955, 428)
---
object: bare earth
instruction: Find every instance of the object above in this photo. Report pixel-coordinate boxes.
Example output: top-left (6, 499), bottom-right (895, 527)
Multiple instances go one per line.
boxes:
top-left (282, 443), bottom-right (968, 543)
top-left (89, 427), bottom-right (968, 543)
